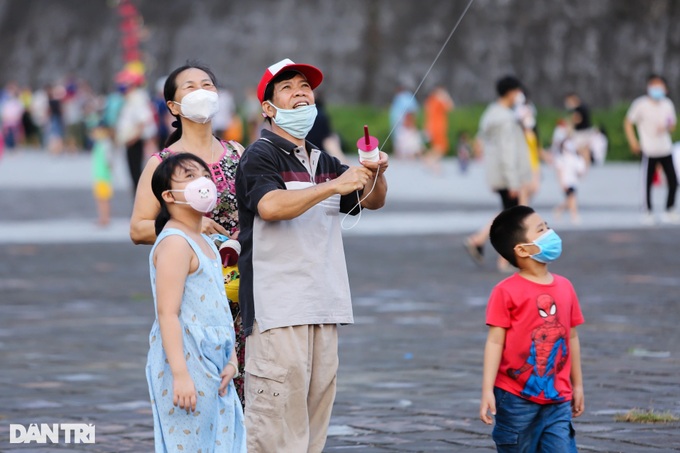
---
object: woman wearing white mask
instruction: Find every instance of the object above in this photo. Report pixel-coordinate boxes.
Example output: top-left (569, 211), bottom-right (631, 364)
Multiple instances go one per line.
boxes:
top-left (130, 62), bottom-right (247, 406)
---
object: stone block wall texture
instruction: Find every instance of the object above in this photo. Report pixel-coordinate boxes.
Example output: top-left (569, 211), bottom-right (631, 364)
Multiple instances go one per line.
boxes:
top-left (0, 0), bottom-right (678, 106)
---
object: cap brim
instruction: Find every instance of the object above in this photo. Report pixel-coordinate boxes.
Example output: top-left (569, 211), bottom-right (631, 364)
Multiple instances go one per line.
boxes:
top-left (258, 62), bottom-right (323, 102)
top-left (282, 63), bottom-right (323, 91)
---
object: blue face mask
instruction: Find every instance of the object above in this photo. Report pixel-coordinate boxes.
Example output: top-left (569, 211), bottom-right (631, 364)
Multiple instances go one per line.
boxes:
top-left (524, 229), bottom-right (562, 263)
top-left (648, 86), bottom-right (666, 100)
top-left (267, 101), bottom-right (318, 139)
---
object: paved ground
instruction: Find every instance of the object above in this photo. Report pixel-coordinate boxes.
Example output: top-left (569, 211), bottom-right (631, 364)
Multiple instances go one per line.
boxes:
top-left (0, 149), bottom-right (679, 452)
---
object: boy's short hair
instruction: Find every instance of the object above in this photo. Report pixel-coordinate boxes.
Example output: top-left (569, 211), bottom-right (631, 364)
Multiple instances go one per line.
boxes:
top-left (490, 205), bottom-right (536, 268)
top-left (647, 73), bottom-right (667, 86)
top-left (496, 75), bottom-right (522, 97)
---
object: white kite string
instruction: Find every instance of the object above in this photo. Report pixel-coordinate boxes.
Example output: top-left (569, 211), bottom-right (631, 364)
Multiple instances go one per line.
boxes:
top-left (380, 0), bottom-right (476, 151)
top-left (342, 0), bottom-right (476, 230)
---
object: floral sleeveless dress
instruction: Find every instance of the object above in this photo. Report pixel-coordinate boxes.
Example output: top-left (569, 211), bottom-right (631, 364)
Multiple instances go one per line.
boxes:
top-left (146, 228), bottom-right (246, 453)
top-left (154, 140), bottom-right (246, 406)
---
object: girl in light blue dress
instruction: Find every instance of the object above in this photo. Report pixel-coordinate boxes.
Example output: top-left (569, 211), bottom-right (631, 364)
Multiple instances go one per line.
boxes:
top-left (146, 153), bottom-right (246, 453)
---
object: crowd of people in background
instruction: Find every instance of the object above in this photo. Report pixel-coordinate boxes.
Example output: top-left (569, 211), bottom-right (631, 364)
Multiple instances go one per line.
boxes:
top-left (0, 74), bottom-right (254, 160)
top-left (387, 77), bottom-right (619, 228)
top-left (0, 73), bottom-right (263, 228)
top-left (0, 79), bottom-right (102, 156)
top-left (4, 68), bottom-right (679, 232)
top-left (388, 81), bottom-right (609, 178)
top-left (4, 70), bottom-right (300, 147)
top-left (0, 73), bottom-right (620, 185)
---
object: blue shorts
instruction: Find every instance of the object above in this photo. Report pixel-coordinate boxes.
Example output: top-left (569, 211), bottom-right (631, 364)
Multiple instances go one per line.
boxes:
top-left (492, 387), bottom-right (577, 453)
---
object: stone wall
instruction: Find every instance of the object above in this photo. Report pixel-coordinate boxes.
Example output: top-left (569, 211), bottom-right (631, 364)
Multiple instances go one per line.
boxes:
top-left (0, 0), bottom-right (678, 107)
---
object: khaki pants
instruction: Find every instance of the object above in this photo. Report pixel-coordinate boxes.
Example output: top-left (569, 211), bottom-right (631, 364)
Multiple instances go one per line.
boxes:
top-left (244, 322), bottom-right (338, 453)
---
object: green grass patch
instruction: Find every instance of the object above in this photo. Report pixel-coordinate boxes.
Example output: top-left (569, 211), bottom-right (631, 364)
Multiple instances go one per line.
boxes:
top-left (327, 104), bottom-right (393, 152)
top-left (326, 103), bottom-right (680, 162)
top-left (615, 409), bottom-right (680, 424)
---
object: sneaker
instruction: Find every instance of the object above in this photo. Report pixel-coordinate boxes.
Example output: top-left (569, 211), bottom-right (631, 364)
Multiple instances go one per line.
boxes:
top-left (463, 238), bottom-right (484, 266)
top-left (641, 212), bottom-right (655, 226)
top-left (660, 211), bottom-right (680, 224)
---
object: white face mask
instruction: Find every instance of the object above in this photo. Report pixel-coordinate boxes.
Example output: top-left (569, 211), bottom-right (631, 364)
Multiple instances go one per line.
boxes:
top-left (267, 101), bottom-right (317, 139)
top-left (174, 89), bottom-right (219, 124)
top-left (513, 91), bottom-right (526, 107)
top-left (168, 176), bottom-right (218, 213)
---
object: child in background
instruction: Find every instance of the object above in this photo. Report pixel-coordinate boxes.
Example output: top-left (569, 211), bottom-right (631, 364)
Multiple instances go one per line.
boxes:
top-left (456, 131), bottom-right (472, 174)
top-left (554, 138), bottom-right (588, 225)
top-left (91, 123), bottom-right (114, 226)
top-left (394, 111), bottom-right (425, 160)
top-left (146, 153), bottom-right (246, 453)
top-left (589, 126), bottom-right (608, 166)
top-left (480, 206), bottom-right (584, 452)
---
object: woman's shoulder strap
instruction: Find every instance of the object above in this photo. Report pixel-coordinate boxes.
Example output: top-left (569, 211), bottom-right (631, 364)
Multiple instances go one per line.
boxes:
top-left (225, 140), bottom-right (245, 156)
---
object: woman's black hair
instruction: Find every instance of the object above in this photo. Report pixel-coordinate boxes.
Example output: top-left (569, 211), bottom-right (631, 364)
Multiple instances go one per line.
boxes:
top-left (163, 62), bottom-right (218, 147)
top-left (151, 152), bottom-right (212, 236)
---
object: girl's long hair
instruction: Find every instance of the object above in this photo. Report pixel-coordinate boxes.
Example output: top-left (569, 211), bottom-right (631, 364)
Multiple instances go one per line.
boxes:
top-left (151, 153), bottom-right (212, 236)
top-left (163, 61), bottom-right (218, 148)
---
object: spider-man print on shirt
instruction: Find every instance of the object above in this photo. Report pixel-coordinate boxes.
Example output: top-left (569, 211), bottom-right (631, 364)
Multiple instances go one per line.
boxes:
top-left (506, 294), bottom-right (568, 401)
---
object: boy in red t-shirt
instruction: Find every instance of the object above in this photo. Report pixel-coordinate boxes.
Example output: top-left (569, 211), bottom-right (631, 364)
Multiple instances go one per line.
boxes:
top-left (480, 205), bottom-right (584, 452)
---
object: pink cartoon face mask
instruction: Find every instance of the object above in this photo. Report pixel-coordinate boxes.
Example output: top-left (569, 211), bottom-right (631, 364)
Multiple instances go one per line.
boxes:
top-left (169, 176), bottom-right (218, 213)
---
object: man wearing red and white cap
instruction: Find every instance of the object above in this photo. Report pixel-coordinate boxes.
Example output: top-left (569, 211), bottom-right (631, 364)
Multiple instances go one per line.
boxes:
top-left (236, 58), bottom-right (388, 452)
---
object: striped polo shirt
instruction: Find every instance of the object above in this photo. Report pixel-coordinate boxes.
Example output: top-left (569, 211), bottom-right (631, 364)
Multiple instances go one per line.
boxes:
top-left (236, 129), bottom-right (360, 336)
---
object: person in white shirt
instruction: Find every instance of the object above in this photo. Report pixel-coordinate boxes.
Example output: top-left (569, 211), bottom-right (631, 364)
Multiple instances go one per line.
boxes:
top-left (115, 70), bottom-right (157, 195)
top-left (554, 138), bottom-right (588, 224)
top-left (624, 74), bottom-right (679, 224)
